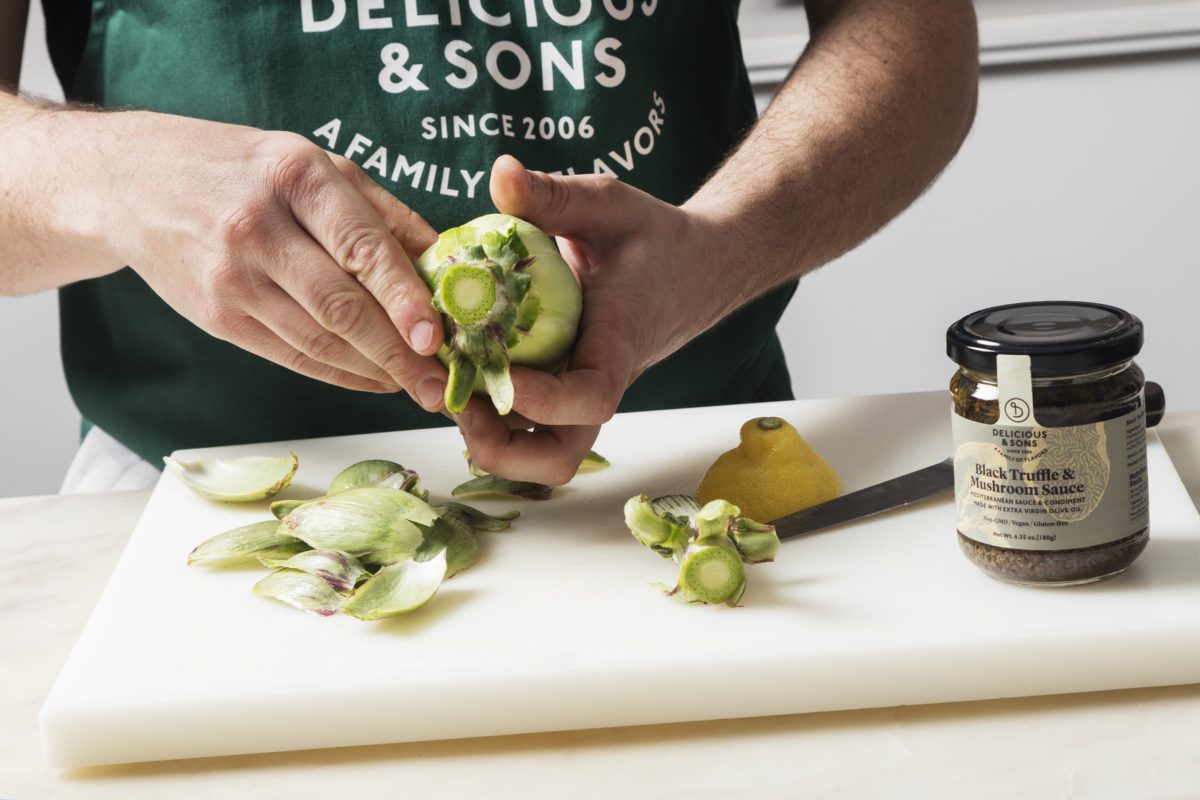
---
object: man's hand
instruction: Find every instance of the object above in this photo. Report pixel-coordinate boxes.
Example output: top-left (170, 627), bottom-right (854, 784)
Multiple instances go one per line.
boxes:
top-left (454, 156), bottom-right (735, 485)
top-left (457, 0), bottom-right (978, 484)
top-left (0, 102), bottom-right (449, 405)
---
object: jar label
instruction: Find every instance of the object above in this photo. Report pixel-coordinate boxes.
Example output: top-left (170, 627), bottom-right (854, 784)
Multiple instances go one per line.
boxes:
top-left (952, 355), bottom-right (1149, 551)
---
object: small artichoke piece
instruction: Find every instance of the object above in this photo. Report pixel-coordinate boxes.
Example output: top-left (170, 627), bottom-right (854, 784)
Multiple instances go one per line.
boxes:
top-left (328, 459), bottom-right (405, 494)
top-left (622, 493), bottom-right (780, 607)
top-left (188, 520), bottom-right (308, 566)
top-left (451, 475), bottom-right (554, 501)
top-left (258, 549), bottom-right (369, 593)
top-left (677, 545), bottom-right (748, 607)
top-left (623, 495), bottom-right (691, 559)
top-left (695, 498), bottom-right (741, 544)
top-left (253, 569), bottom-right (344, 617)
top-left (731, 517), bottom-right (781, 564)
top-left (343, 550), bottom-right (448, 621)
top-left (577, 450), bottom-right (611, 473)
top-left (164, 452), bottom-right (299, 502)
top-left (281, 486), bottom-right (438, 566)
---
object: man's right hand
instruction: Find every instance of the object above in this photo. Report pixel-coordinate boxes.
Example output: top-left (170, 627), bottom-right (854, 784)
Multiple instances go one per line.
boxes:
top-left (0, 101), bottom-right (449, 406)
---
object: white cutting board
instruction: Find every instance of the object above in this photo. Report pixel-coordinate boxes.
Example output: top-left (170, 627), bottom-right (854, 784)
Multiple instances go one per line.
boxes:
top-left (40, 392), bottom-right (1200, 768)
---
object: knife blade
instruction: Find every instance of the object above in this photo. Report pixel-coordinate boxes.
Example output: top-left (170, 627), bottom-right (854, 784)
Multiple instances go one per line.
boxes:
top-left (771, 380), bottom-right (1167, 541)
top-left (771, 458), bottom-right (954, 540)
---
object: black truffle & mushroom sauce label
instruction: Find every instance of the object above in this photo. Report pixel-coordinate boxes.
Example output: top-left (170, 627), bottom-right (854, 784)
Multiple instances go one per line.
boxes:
top-left (952, 355), bottom-right (1149, 551)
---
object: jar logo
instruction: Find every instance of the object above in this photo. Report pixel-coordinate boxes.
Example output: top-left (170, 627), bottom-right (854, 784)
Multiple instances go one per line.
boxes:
top-left (1005, 398), bottom-right (1031, 423)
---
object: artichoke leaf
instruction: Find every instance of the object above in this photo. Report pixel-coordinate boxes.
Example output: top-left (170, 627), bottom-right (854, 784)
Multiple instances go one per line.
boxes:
top-left (451, 475), bottom-right (554, 501)
top-left (342, 551), bottom-right (448, 621)
top-left (439, 501), bottom-right (519, 531)
top-left (258, 549), bottom-right (369, 593)
top-left (253, 569), bottom-right (343, 616)
top-left (188, 520), bottom-right (307, 566)
top-left (418, 513), bottom-right (482, 578)
top-left (164, 452), bottom-right (299, 502)
top-left (328, 459), bottom-right (405, 495)
top-left (281, 486), bottom-right (436, 564)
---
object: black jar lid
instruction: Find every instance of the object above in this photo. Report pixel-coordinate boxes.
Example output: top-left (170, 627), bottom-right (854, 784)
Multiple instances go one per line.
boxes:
top-left (947, 301), bottom-right (1143, 375)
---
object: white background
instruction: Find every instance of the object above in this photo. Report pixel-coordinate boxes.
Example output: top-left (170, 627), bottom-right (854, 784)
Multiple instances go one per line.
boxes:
top-left (3, 3), bottom-right (1198, 497)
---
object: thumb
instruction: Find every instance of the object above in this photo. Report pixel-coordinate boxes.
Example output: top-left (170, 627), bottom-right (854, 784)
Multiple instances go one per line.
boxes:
top-left (489, 154), bottom-right (632, 238)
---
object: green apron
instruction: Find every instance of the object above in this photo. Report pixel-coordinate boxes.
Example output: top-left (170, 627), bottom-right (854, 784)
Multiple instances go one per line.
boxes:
top-left (56, 0), bottom-right (796, 463)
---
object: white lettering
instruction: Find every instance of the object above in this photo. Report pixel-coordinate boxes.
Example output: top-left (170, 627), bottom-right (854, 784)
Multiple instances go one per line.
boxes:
top-left (648, 108), bottom-right (663, 133)
top-left (461, 169), bottom-right (485, 198)
top-left (523, 0), bottom-right (539, 25)
top-left (542, 0), bottom-right (590, 26)
top-left (602, 0), bottom-right (633, 20)
top-left (404, 0), bottom-right (439, 25)
top-left (448, 0), bottom-right (463, 24)
top-left (439, 169), bottom-right (460, 197)
top-left (391, 155), bottom-right (425, 187)
top-left (479, 113), bottom-right (501, 136)
top-left (444, 40), bottom-right (477, 88)
top-left (301, 0), bottom-right (346, 32)
top-left (363, 146), bottom-right (389, 177)
top-left (420, 117), bottom-right (437, 140)
top-left (487, 41), bottom-right (532, 90)
top-left (345, 133), bottom-right (373, 159)
top-left (425, 163), bottom-right (439, 192)
top-left (312, 118), bottom-right (342, 148)
top-left (469, 0), bottom-right (512, 26)
top-left (594, 37), bottom-right (624, 87)
top-left (357, 0), bottom-right (391, 30)
top-left (541, 40), bottom-right (584, 91)
top-left (633, 126), bottom-right (653, 155)
top-left (608, 140), bottom-right (634, 171)
top-left (453, 116), bottom-right (475, 137)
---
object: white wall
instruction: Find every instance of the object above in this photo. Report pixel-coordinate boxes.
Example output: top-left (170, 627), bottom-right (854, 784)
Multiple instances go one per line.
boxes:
top-left (3, 6), bottom-right (1198, 497)
top-left (1, 1), bottom-right (74, 498)
top-left (777, 50), bottom-right (1200, 407)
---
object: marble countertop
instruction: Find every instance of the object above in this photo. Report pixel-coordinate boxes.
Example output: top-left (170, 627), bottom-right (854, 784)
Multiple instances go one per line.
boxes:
top-left (5, 412), bottom-right (1200, 798)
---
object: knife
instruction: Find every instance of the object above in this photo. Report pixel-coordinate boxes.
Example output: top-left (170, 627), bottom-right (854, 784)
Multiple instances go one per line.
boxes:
top-left (772, 381), bottom-right (1166, 541)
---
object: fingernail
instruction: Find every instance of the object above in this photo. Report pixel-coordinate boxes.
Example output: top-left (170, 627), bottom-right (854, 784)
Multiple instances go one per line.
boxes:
top-left (409, 320), bottom-right (435, 353)
top-left (416, 378), bottom-right (444, 410)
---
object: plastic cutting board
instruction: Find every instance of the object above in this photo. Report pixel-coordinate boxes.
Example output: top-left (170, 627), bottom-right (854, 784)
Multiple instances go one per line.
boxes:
top-left (40, 392), bottom-right (1200, 768)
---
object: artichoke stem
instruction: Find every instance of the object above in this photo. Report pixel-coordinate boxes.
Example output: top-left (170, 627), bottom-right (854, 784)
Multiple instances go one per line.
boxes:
top-left (695, 499), bottom-right (740, 545)
top-left (731, 518), bottom-right (781, 564)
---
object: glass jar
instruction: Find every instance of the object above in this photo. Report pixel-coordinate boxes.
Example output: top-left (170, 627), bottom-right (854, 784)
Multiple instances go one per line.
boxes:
top-left (946, 301), bottom-right (1150, 586)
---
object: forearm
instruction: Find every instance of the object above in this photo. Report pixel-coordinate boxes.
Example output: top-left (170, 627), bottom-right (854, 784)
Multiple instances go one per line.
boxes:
top-left (685, 0), bottom-right (979, 316)
top-left (0, 91), bottom-right (123, 294)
